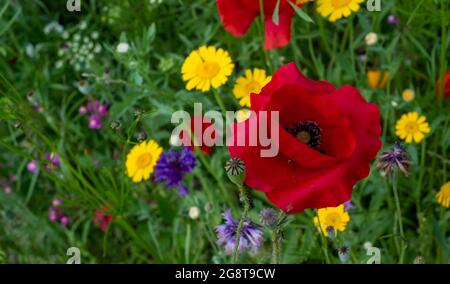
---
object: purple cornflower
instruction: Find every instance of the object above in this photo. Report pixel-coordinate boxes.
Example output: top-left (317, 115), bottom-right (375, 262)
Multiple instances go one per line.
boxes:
top-left (27, 160), bottom-right (39, 173)
top-left (79, 98), bottom-right (109, 129)
top-left (48, 198), bottom-right (70, 226)
top-left (88, 114), bottom-right (102, 129)
top-left (60, 215), bottom-right (70, 226)
top-left (216, 210), bottom-right (263, 255)
top-left (387, 15), bottom-right (398, 25)
top-left (44, 152), bottom-right (60, 171)
top-left (154, 147), bottom-right (196, 196)
top-left (344, 200), bottom-right (356, 211)
top-left (48, 206), bottom-right (62, 222)
top-left (79, 106), bottom-right (87, 115)
top-left (52, 197), bottom-right (63, 207)
top-left (377, 142), bottom-right (410, 176)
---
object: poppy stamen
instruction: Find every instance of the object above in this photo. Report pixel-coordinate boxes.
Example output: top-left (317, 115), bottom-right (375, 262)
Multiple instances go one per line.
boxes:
top-left (285, 121), bottom-right (321, 149)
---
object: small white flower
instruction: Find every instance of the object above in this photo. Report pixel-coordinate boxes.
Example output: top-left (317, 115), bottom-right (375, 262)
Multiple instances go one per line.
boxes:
top-left (116, 42), bottom-right (130, 53)
top-left (129, 60), bottom-right (138, 69)
top-left (25, 43), bottom-right (35, 58)
top-left (44, 21), bottom-right (64, 34)
top-left (391, 100), bottom-right (398, 107)
top-left (55, 60), bottom-right (64, 69)
top-left (188, 206), bottom-right (200, 220)
top-left (79, 21), bottom-right (88, 30)
top-left (91, 32), bottom-right (99, 39)
top-left (365, 32), bottom-right (378, 46)
top-left (363, 241), bottom-right (373, 251)
top-left (94, 44), bottom-right (102, 53)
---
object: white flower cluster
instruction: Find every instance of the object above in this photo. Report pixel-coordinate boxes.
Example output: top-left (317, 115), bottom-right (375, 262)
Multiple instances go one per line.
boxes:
top-left (55, 21), bottom-right (102, 71)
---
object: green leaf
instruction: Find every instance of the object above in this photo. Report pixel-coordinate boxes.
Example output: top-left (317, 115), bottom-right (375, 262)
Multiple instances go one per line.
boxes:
top-left (272, 0), bottom-right (281, 25)
top-left (287, 0), bottom-right (315, 24)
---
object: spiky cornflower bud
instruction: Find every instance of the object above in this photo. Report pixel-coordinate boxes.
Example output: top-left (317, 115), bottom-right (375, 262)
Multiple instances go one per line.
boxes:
top-left (137, 132), bottom-right (147, 142)
top-left (204, 202), bottom-right (213, 212)
top-left (225, 157), bottom-right (245, 187)
top-left (326, 226), bottom-right (335, 239)
top-left (377, 142), bottom-right (410, 176)
top-left (338, 246), bottom-right (350, 263)
top-left (134, 108), bottom-right (144, 117)
top-left (259, 208), bottom-right (279, 228)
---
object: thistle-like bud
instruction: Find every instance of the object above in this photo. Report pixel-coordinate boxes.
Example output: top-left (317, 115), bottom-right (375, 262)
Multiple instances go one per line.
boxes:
top-left (110, 120), bottom-right (121, 130)
top-left (225, 157), bottom-right (245, 187)
top-left (134, 108), bottom-right (144, 117)
top-left (338, 246), bottom-right (350, 263)
top-left (137, 132), bottom-right (147, 142)
top-left (377, 142), bottom-right (410, 176)
top-left (259, 208), bottom-right (278, 228)
top-left (326, 226), bottom-right (335, 239)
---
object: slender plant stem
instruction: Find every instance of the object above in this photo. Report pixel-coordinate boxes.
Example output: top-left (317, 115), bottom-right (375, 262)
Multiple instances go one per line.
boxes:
top-left (258, 0), bottom-right (272, 72)
top-left (416, 140), bottom-right (426, 212)
top-left (232, 185), bottom-right (251, 263)
top-left (392, 171), bottom-right (406, 264)
top-left (213, 90), bottom-right (227, 115)
top-left (316, 210), bottom-right (331, 264)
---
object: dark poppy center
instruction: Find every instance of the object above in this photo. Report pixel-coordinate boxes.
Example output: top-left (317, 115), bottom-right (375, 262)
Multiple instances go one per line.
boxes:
top-left (285, 121), bottom-right (321, 149)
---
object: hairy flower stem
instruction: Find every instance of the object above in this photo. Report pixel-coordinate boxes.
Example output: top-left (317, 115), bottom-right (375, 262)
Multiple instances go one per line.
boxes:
top-left (271, 228), bottom-right (281, 264)
top-left (271, 211), bottom-right (286, 264)
top-left (392, 170), bottom-right (406, 264)
top-left (232, 185), bottom-right (251, 263)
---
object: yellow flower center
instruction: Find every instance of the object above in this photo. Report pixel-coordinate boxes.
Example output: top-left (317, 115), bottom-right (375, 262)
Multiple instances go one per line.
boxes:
top-left (405, 121), bottom-right (419, 134)
top-left (136, 153), bottom-right (152, 168)
top-left (325, 212), bottom-right (341, 227)
top-left (197, 62), bottom-right (220, 79)
top-left (245, 80), bottom-right (262, 95)
top-left (331, 0), bottom-right (351, 8)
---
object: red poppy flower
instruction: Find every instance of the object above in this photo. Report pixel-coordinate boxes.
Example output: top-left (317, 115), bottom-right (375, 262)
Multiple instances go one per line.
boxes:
top-left (180, 116), bottom-right (217, 155)
top-left (228, 63), bottom-right (382, 214)
top-left (216, 0), bottom-right (305, 50)
top-left (436, 71), bottom-right (450, 99)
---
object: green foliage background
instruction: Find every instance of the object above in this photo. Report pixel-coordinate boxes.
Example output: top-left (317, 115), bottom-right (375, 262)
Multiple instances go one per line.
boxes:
top-left (0, 0), bottom-right (449, 263)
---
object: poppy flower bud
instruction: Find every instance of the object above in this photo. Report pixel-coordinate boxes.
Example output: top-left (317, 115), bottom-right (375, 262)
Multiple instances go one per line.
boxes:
top-left (225, 158), bottom-right (245, 187)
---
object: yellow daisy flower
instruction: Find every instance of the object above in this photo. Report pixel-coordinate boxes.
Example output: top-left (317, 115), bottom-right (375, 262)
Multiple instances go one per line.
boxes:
top-left (233, 68), bottom-right (272, 107)
top-left (402, 89), bottom-right (415, 102)
top-left (317, 0), bottom-right (363, 22)
top-left (313, 205), bottom-right (350, 237)
top-left (181, 45), bottom-right (234, 92)
top-left (126, 140), bottom-right (163, 183)
top-left (436, 181), bottom-right (450, 208)
top-left (367, 70), bottom-right (390, 89)
top-left (395, 112), bottom-right (430, 144)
